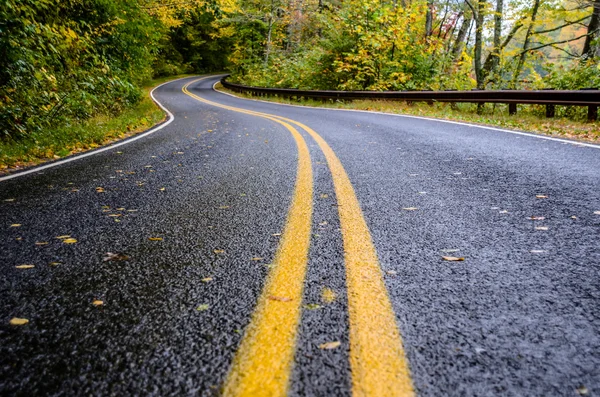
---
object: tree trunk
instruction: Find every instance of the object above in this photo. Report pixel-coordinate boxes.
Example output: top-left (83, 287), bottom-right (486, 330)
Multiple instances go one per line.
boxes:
top-left (451, 10), bottom-right (472, 60)
top-left (474, 0), bottom-right (485, 89)
top-left (425, 0), bottom-right (434, 37)
top-left (582, 0), bottom-right (600, 59)
top-left (511, 0), bottom-right (541, 88)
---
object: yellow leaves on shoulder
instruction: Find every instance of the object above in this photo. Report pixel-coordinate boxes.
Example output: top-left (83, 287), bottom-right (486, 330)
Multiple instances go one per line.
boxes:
top-left (10, 318), bottom-right (29, 326)
top-left (442, 256), bottom-right (464, 261)
top-left (63, 238), bottom-right (77, 244)
top-left (319, 341), bottom-right (341, 350)
top-left (321, 287), bottom-right (337, 304)
top-left (148, 237), bottom-right (163, 241)
top-left (15, 264), bottom-right (35, 269)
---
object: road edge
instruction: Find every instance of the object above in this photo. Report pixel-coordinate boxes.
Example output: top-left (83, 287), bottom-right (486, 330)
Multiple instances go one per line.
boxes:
top-left (0, 75), bottom-right (196, 183)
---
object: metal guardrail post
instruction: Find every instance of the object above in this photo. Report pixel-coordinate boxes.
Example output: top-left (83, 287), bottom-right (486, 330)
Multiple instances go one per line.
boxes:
top-left (509, 103), bottom-right (517, 116)
top-left (589, 105), bottom-right (598, 121)
top-left (546, 104), bottom-right (555, 118)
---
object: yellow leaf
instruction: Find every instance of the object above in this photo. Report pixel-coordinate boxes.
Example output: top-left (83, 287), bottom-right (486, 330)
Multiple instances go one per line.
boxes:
top-left (10, 224), bottom-right (21, 227)
top-left (321, 287), bottom-right (337, 303)
top-left (15, 264), bottom-right (35, 269)
top-left (594, 211), bottom-right (600, 215)
top-left (148, 237), bottom-right (163, 241)
top-left (201, 277), bottom-right (213, 283)
top-left (196, 304), bottom-right (210, 311)
top-left (442, 256), bottom-right (464, 261)
top-left (320, 194), bottom-right (329, 199)
top-left (96, 187), bottom-right (105, 193)
top-left (159, 187), bottom-right (166, 191)
top-left (251, 257), bottom-right (263, 261)
top-left (536, 195), bottom-right (548, 199)
top-left (319, 341), bottom-right (341, 350)
top-left (49, 262), bottom-right (62, 266)
top-left (56, 235), bottom-right (70, 239)
top-left (35, 242), bottom-right (49, 246)
top-left (63, 238), bottom-right (77, 244)
top-left (9, 318), bottom-right (29, 326)
top-left (219, 205), bottom-right (230, 209)
top-left (92, 300), bottom-right (104, 306)
top-left (535, 226), bottom-right (549, 231)
top-left (402, 207), bottom-right (418, 211)
top-left (529, 216), bottom-right (545, 220)
top-left (213, 249), bottom-right (225, 254)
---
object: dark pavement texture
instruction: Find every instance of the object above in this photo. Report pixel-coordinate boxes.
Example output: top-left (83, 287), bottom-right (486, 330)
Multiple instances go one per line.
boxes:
top-left (1, 76), bottom-right (599, 396)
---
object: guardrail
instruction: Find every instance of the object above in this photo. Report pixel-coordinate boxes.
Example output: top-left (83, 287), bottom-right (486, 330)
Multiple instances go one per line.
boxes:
top-left (220, 78), bottom-right (600, 121)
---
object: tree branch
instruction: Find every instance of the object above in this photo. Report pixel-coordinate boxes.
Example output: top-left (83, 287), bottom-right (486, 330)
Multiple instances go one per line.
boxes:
top-left (533, 16), bottom-right (591, 35)
top-left (518, 29), bottom-right (599, 55)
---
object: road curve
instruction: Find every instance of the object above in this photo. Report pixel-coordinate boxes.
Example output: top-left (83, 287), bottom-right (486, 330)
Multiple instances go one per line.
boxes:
top-left (1, 75), bottom-right (599, 396)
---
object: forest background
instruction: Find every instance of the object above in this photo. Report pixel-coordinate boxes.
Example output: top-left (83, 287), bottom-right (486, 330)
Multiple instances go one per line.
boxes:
top-left (1, 0), bottom-right (599, 141)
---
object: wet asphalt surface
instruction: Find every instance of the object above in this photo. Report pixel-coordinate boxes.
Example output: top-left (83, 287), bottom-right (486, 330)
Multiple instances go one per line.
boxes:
top-left (1, 76), bottom-right (599, 396)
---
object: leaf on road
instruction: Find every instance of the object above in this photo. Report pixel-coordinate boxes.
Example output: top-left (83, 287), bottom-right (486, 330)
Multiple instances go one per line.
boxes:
top-left (320, 194), bottom-right (329, 199)
top-left (576, 386), bottom-right (589, 395)
top-left (56, 235), bottom-right (71, 239)
top-left (499, 210), bottom-right (509, 214)
top-left (15, 264), bottom-right (35, 269)
top-left (571, 216), bottom-right (578, 219)
top-left (442, 256), bottom-right (465, 261)
top-left (4, 198), bottom-right (15, 202)
top-left (9, 318), bottom-right (29, 326)
top-left (196, 304), bottom-right (210, 311)
top-left (268, 295), bottom-right (292, 302)
top-left (63, 238), bottom-right (77, 244)
top-left (319, 341), bottom-right (341, 350)
top-left (441, 249), bottom-right (459, 253)
top-left (201, 277), bottom-right (213, 283)
top-left (386, 270), bottom-right (398, 275)
top-left (10, 224), bottom-right (21, 227)
top-left (103, 252), bottom-right (129, 262)
top-left (35, 242), bottom-right (49, 246)
top-left (213, 249), bottom-right (225, 254)
top-left (96, 187), bottom-right (105, 193)
top-left (321, 287), bottom-right (337, 303)
top-left (536, 195), bottom-right (548, 199)
top-left (594, 211), bottom-right (600, 215)
top-left (251, 257), bottom-right (263, 261)
top-left (529, 216), bottom-right (545, 220)
top-left (535, 226), bottom-right (549, 230)
top-left (319, 221), bottom-right (328, 226)
top-left (530, 250), bottom-right (547, 253)
top-left (49, 262), bottom-right (62, 266)
top-left (402, 207), bottom-right (418, 211)
top-left (149, 237), bottom-right (163, 241)
top-left (272, 233), bottom-right (281, 236)
top-left (304, 303), bottom-right (322, 310)
top-left (159, 187), bottom-right (166, 191)
top-left (219, 205), bottom-right (230, 209)
top-left (92, 300), bottom-right (104, 306)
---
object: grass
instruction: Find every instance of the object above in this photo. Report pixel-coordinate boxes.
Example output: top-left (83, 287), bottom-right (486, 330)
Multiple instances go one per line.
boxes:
top-left (216, 84), bottom-right (600, 143)
top-left (0, 74), bottom-right (193, 174)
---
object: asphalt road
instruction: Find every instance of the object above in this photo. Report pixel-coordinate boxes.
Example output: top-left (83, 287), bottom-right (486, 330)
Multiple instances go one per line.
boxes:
top-left (1, 75), bottom-right (599, 397)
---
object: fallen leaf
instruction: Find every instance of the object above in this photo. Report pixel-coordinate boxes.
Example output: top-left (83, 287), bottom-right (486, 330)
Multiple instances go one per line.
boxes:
top-left (213, 249), bottom-right (225, 254)
top-left (576, 386), bottom-right (589, 395)
top-left (96, 187), bottom-right (105, 193)
top-left (594, 211), bottom-right (600, 215)
top-left (530, 250), bottom-right (547, 253)
top-left (272, 233), bottom-right (281, 236)
top-left (4, 198), bottom-right (15, 202)
top-left (35, 242), bottom-right (49, 246)
top-left (304, 303), bottom-right (322, 310)
top-left (321, 287), bottom-right (337, 304)
top-left (499, 210), bottom-right (509, 214)
top-left (56, 235), bottom-right (70, 239)
top-left (319, 341), bottom-right (341, 350)
top-left (103, 252), bottom-right (129, 262)
top-left (320, 194), bottom-right (329, 199)
top-left (536, 195), bottom-right (548, 199)
top-left (127, 209), bottom-right (138, 212)
top-left (251, 257), bottom-right (263, 261)
top-left (196, 304), bottom-right (210, 311)
top-left (529, 216), bottom-right (545, 220)
top-left (402, 207), bottom-right (418, 211)
top-left (571, 216), bottom-right (577, 219)
top-left (15, 264), bottom-right (35, 269)
top-left (9, 318), bottom-right (29, 326)
top-left (49, 262), bottom-right (62, 266)
top-left (148, 237), bottom-right (163, 241)
top-left (219, 205), bottom-right (230, 209)
top-left (268, 296), bottom-right (292, 302)
top-left (201, 277), bottom-right (213, 283)
top-left (159, 187), bottom-right (166, 191)
top-left (535, 226), bottom-right (549, 231)
top-left (386, 270), bottom-right (398, 275)
top-left (63, 238), bottom-right (77, 244)
top-left (92, 300), bottom-right (104, 306)
top-left (108, 214), bottom-right (121, 217)
top-left (10, 224), bottom-right (21, 227)
top-left (442, 256), bottom-right (465, 261)
top-left (441, 249), bottom-right (459, 253)
top-left (319, 221), bottom-right (328, 226)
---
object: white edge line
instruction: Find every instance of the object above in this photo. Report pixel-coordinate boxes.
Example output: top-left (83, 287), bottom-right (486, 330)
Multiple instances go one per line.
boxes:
top-left (212, 81), bottom-right (600, 150)
top-left (0, 76), bottom-right (196, 183)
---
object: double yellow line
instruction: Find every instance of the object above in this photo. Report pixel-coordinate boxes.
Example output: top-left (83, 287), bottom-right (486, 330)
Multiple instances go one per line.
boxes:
top-left (182, 77), bottom-right (414, 397)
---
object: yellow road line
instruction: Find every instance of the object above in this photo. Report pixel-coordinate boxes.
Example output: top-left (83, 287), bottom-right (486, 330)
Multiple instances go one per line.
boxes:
top-left (183, 78), bottom-right (313, 397)
top-left (257, 118), bottom-right (415, 396)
